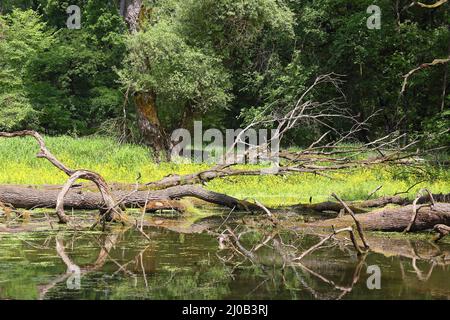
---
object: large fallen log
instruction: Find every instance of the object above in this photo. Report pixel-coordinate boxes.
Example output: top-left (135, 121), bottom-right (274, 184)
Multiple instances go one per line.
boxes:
top-left (291, 193), bottom-right (450, 213)
top-left (308, 203), bottom-right (450, 232)
top-left (0, 185), bottom-right (259, 212)
top-left (0, 131), bottom-right (123, 223)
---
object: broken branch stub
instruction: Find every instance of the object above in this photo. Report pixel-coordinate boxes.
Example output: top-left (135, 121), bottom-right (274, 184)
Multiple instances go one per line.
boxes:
top-left (433, 224), bottom-right (450, 243)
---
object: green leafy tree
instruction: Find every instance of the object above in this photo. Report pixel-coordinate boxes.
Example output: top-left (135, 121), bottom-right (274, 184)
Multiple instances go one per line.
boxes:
top-left (0, 9), bottom-right (53, 130)
top-left (120, 21), bottom-right (232, 130)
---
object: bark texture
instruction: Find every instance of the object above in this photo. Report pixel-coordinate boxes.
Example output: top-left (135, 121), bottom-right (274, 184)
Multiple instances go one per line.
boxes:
top-left (0, 185), bottom-right (259, 212)
top-left (135, 93), bottom-right (170, 160)
top-left (293, 193), bottom-right (450, 213)
top-left (309, 203), bottom-right (450, 232)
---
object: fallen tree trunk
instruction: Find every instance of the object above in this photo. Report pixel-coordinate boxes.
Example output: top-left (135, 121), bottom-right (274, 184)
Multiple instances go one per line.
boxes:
top-left (0, 185), bottom-right (259, 212)
top-left (145, 165), bottom-right (323, 190)
top-left (292, 193), bottom-right (450, 213)
top-left (0, 131), bottom-right (124, 223)
top-left (308, 203), bottom-right (450, 232)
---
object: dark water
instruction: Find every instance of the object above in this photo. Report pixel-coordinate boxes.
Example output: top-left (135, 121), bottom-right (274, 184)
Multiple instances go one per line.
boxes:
top-left (0, 225), bottom-right (450, 300)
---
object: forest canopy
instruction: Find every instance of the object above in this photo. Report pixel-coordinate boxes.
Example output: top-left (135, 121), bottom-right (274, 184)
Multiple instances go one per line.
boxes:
top-left (0, 0), bottom-right (448, 147)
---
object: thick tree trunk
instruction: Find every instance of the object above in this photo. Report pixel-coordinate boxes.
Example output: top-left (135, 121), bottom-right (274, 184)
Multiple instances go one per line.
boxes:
top-left (119, 1), bottom-right (170, 158)
top-left (120, 0), bottom-right (143, 32)
top-left (135, 92), bottom-right (170, 160)
top-left (309, 203), bottom-right (450, 232)
top-left (292, 193), bottom-right (450, 213)
top-left (0, 185), bottom-right (258, 212)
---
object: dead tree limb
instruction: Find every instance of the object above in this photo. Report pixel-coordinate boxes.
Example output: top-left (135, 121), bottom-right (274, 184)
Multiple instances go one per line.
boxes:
top-left (146, 151), bottom-right (422, 190)
top-left (290, 193), bottom-right (450, 214)
top-left (0, 131), bottom-right (74, 175)
top-left (309, 203), bottom-right (450, 232)
top-left (331, 193), bottom-right (369, 249)
top-left (0, 131), bottom-right (123, 224)
top-left (416, 0), bottom-right (448, 8)
top-left (163, 74), bottom-right (425, 191)
top-left (56, 171), bottom-right (124, 224)
top-left (404, 188), bottom-right (436, 233)
top-left (0, 185), bottom-right (260, 212)
top-left (401, 56), bottom-right (450, 95)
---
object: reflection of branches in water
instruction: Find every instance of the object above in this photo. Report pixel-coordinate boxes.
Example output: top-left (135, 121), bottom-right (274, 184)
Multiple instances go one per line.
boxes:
top-left (411, 258), bottom-right (436, 282)
top-left (38, 229), bottom-right (154, 300)
top-left (394, 238), bottom-right (450, 283)
top-left (215, 213), bottom-right (450, 299)
top-left (295, 253), bottom-right (367, 300)
top-left (214, 217), bottom-right (371, 300)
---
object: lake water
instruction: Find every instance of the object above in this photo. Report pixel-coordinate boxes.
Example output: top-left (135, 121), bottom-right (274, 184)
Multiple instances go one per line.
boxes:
top-left (0, 215), bottom-right (449, 300)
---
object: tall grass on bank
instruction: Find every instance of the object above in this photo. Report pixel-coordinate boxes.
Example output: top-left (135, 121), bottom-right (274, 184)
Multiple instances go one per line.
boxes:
top-left (0, 135), bottom-right (449, 207)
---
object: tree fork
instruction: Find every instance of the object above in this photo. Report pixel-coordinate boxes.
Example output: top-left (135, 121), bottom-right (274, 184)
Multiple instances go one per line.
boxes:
top-left (0, 131), bottom-right (125, 224)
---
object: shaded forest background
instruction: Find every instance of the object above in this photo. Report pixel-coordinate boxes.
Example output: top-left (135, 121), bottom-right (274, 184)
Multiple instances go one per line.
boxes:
top-left (0, 0), bottom-right (448, 151)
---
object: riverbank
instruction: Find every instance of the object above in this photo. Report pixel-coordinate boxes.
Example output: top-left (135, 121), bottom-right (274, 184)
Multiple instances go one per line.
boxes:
top-left (0, 135), bottom-right (449, 207)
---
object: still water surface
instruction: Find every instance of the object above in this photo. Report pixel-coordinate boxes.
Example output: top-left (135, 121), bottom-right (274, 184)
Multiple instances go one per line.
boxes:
top-left (0, 222), bottom-right (449, 300)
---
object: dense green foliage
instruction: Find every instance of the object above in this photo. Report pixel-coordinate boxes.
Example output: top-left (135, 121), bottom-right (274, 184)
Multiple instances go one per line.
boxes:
top-left (1, 1), bottom-right (126, 134)
top-left (0, 0), bottom-right (448, 144)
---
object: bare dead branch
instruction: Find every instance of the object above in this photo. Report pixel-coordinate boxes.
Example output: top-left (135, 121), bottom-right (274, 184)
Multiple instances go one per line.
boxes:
top-left (331, 193), bottom-right (370, 250)
top-left (293, 226), bottom-right (362, 261)
top-left (416, 0), bottom-right (448, 8)
top-left (0, 131), bottom-right (124, 224)
top-left (401, 57), bottom-right (450, 95)
top-left (404, 188), bottom-right (436, 233)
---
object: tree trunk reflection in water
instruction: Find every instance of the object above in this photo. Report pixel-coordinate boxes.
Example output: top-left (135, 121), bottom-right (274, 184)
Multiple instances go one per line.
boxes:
top-left (38, 229), bottom-right (153, 300)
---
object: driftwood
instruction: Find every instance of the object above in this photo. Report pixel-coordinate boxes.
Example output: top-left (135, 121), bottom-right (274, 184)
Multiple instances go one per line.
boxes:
top-left (291, 193), bottom-right (450, 213)
top-left (309, 203), bottom-right (450, 232)
top-left (433, 224), bottom-right (450, 242)
top-left (0, 131), bottom-right (123, 223)
top-left (0, 130), bottom-right (447, 238)
top-left (0, 185), bottom-right (259, 212)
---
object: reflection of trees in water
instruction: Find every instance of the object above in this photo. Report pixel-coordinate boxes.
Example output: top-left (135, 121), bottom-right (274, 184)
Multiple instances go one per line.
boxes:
top-left (39, 230), bottom-right (130, 299)
top-left (215, 217), bottom-right (450, 300)
top-left (16, 218), bottom-right (450, 300)
top-left (393, 238), bottom-right (450, 295)
top-left (38, 228), bottom-right (233, 300)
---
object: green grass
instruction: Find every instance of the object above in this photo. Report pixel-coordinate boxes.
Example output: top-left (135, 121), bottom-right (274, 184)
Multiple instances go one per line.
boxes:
top-left (0, 135), bottom-right (449, 207)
